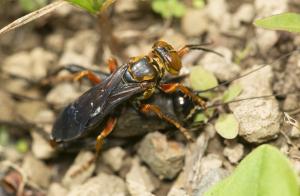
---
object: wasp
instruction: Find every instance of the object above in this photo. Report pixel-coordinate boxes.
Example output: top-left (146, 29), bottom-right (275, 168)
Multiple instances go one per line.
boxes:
top-left (50, 41), bottom-right (216, 153)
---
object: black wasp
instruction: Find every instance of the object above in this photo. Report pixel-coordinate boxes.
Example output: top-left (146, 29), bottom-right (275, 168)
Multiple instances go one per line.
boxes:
top-left (50, 40), bottom-right (222, 153)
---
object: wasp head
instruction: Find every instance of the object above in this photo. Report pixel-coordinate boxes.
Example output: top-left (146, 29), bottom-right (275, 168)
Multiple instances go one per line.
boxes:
top-left (152, 41), bottom-right (182, 75)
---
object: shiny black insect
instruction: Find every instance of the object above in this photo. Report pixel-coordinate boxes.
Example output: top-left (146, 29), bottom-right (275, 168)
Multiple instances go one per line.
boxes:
top-left (51, 41), bottom-right (213, 153)
top-left (53, 90), bottom-right (199, 152)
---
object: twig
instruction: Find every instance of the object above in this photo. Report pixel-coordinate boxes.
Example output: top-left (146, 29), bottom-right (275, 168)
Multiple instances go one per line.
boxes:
top-left (0, 1), bottom-right (68, 36)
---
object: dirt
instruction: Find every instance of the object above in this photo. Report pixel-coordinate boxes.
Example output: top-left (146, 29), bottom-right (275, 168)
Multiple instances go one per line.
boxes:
top-left (0, 0), bottom-right (300, 196)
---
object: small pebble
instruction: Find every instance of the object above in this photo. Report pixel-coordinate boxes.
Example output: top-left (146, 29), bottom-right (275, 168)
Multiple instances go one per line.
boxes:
top-left (45, 33), bottom-right (65, 53)
top-left (2, 52), bottom-right (32, 79)
top-left (223, 143), bottom-right (244, 163)
top-left (67, 173), bottom-right (128, 196)
top-left (200, 154), bottom-right (223, 175)
top-left (233, 4), bottom-right (255, 24)
top-left (229, 65), bottom-right (281, 143)
top-left (138, 132), bottom-right (185, 179)
top-left (0, 90), bottom-right (16, 122)
top-left (31, 132), bottom-right (55, 160)
top-left (115, 0), bottom-right (138, 13)
top-left (160, 29), bottom-right (187, 49)
top-left (126, 157), bottom-right (158, 196)
top-left (62, 150), bottom-right (96, 188)
top-left (2, 48), bottom-right (56, 80)
top-left (22, 154), bottom-right (52, 188)
top-left (255, 29), bottom-right (278, 54)
top-left (102, 147), bottom-right (126, 172)
top-left (47, 183), bottom-right (68, 196)
top-left (46, 83), bottom-right (81, 106)
top-left (181, 9), bottom-right (209, 37)
top-left (206, 0), bottom-right (228, 22)
top-left (195, 168), bottom-right (228, 196)
top-left (199, 46), bottom-right (240, 81)
top-left (16, 101), bottom-right (47, 123)
top-left (59, 30), bottom-right (99, 66)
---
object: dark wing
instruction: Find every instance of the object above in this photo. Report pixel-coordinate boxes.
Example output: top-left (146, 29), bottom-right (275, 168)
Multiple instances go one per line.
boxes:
top-left (51, 65), bottom-right (153, 142)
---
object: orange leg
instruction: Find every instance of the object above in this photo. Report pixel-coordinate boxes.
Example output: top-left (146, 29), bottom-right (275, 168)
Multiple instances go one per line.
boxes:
top-left (107, 57), bottom-right (118, 73)
top-left (74, 70), bottom-right (101, 85)
top-left (96, 117), bottom-right (117, 154)
top-left (160, 83), bottom-right (207, 109)
top-left (140, 104), bottom-right (194, 142)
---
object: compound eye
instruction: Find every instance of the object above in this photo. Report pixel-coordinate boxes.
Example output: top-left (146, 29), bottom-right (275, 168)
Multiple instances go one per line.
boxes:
top-left (166, 51), bottom-right (182, 75)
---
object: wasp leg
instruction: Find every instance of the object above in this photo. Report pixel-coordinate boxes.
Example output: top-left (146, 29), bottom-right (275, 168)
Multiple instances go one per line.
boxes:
top-left (96, 117), bottom-right (117, 154)
top-left (160, 83), bottom-right (207, 109)
top-left (74, 70), bottom-right (101, 85)
top-left (107, 57), bottom-right (118, 73)
top-left (140, 104), bottom-right (194, 142)
top-left (41, 64), bottom-right (105, 85)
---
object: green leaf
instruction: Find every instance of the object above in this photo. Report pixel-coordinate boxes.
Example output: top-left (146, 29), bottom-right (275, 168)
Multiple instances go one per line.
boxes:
top-left (193, 108), bottom-right (214, 123)
top-left (189, 66), bottom-right (218, 98)
top-left (254, 12), bottom-right (300, 33)
top-left (215, 114), bottom-right (239, 139)
top-left (205, 145), bottom-right (300, 196)
top-left (16, 139), bottom-right (29, 153)
top-left (151, 0), bottom-right (186, 18)
top-left (194, 113), bottom-right (206, 123)
top-left (222, 83), bottom-right (242, 103)
top-left (66, 0), bottom-right (113, 14)
top-left (193, 0), bottom-right (205, 9)
top-left (0, 127), bottom-right (9, 146)
top-left (18, 0), bottom-right (48, 12)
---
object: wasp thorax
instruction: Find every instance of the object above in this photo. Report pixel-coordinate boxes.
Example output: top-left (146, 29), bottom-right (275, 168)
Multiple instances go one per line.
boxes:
top-left (152, 41), bottom-right (182, 75)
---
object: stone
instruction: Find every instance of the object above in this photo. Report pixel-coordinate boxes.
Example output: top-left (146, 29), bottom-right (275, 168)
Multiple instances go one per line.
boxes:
top-left (45, 33), bottom-right (65, 53)
top-left (206, 0), bottom-right (228, 22)
top-left (59, 30), bottom-right (99, 66)
top-left (255, 0), bottom-right (288, 18)
top-left (160, 29), bottom-right (187, 49)
top-left (195, 168), bottom-right (228, 196)
top-left (30, 47), bottom-right (57, 80)
top-left (199, 46), bottom-right (241, 81)
top-left (2, 48), bottom-right (56, 80)
top-left (223, 143), bottom-right (244, 163)
top-left (255, 29), bottom-right (278, 54)
top-left (115, 0), bottom-right (138, 13)
top-left (283, 94), bottom-right (299, 111)
top-left (138, 132), bottom-right (185, 179)
top-left (102, 147), bottom-right (126, 172)
top-left (234, 4), bottom-right (255, 24)
top-left (181, 9), bottom-right (209, 37)
top-left (67, 173), bottom-right (128, 196)
top-left (167, 172), bottom-right (189, 196)
top-left (47, 183), bottom-right (68, 196)
top-left (168, 133), bottom-right (210, 195)
top-left (62, 150), bottom-right (96, 188)
top-left (31, 132), bottom-right (55, 160)
top-left (16, 101), bottom-right (47, 123)
top-left (2, 52), bottom-right (32, 79)
top-left (126, 157), bottom-right (158, 196)
top-left (229, 65), bottom-right (281, 143)
top-left (200, 154), bottom-right (223, 174)
top-left (0, 90), bottom-right (16, 122)
top-left (22, 154), bottom-right (52, 188)
top-left (46, 83), bottom-right (81, 106)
